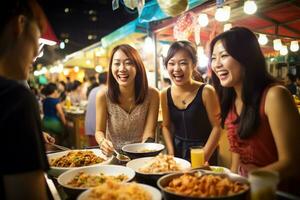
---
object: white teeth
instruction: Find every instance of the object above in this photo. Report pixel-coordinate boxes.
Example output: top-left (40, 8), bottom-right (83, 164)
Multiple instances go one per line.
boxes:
top-left (217, 71), bottom-right (228, 76)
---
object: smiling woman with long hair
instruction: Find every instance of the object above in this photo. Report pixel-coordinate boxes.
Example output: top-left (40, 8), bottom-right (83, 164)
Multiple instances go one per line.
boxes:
top-left (161, 41), bottom-right (221, 163)
top-left (95, 44), bottom-right (159, 155)
top-left (210, 27), bottom-right (300, 195)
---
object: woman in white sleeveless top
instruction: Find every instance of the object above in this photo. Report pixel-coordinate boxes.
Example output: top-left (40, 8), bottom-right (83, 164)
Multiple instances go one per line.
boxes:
top-left (95, 44), bottom-right (159, 155)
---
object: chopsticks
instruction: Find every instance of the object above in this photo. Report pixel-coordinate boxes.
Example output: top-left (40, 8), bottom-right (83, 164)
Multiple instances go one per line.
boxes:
top-left (48, 143), bottom-right (71, 151)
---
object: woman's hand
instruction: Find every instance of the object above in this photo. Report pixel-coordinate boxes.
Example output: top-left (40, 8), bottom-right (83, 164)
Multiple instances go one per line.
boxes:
top-left (98, 137), bottom-right (114, 156)
top-left (43, 132), bottom-right (55, 144)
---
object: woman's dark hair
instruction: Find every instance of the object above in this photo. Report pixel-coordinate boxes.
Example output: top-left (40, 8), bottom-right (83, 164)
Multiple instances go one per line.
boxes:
top-left (164, 41), bottom-right (202, 81)
top-left (209, 27), bottom-right (276, 139)
top-left (98, 71), bottom-right (108, 85)
top-left (108, 44), bottom-right (148, 104)
top-left (41, 82), bottom-right (57, 96)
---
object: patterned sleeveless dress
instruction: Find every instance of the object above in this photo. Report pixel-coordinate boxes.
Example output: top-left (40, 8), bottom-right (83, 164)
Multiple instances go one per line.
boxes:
top-left (105, 92), bottom-right (150, 151)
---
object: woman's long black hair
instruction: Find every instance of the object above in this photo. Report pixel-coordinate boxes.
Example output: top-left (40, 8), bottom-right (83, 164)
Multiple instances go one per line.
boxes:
top-left (209, 27), bottom-right (276, 139)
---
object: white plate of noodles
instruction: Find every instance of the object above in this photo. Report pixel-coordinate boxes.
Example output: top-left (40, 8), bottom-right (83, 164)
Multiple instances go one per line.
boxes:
top-left (77, 181), bottom-right (162, 200)
top-left (47, 149), bottom-right (113, 177)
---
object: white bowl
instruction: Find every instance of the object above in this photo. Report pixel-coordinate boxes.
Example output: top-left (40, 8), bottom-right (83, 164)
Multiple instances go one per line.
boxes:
top-left (47, 149), bottom-right (113, 177)
top-left (77, 182), bottom-right (162, 200)
top-left (58, 165), bottom-right (135, 197)
top-left (126, 156), bottom-right (191, 186)
top-left (122, 143), bottom-right (165, 159)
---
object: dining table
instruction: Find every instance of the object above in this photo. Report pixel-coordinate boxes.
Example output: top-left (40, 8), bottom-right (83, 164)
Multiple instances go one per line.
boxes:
top-left (45, 147), bottom-right (300, 200)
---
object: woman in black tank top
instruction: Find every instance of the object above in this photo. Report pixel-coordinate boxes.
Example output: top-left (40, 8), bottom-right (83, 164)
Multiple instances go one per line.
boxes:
top-left (161, 41), bottom-right (221, 164)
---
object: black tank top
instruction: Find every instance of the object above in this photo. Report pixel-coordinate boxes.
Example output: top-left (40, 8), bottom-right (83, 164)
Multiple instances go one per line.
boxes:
top-left (167, 84), bottom-right (212, 143)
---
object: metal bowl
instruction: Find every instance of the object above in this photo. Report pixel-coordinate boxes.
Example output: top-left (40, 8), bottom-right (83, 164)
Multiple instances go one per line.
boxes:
top-left (157, 170), bottom-right (250, 200)
top-left (122, 143), bottom-right (165, 159)
top-left (58, 164), bottom-right (135, 198)
top-left (126, 156), bottom-right (191, 187)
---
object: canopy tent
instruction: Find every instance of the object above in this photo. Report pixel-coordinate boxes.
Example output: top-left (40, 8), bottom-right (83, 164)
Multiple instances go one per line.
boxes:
top-left (40, 16), bottom-right (58, 46)
top-left (152, 0), bottom-right (300, 51)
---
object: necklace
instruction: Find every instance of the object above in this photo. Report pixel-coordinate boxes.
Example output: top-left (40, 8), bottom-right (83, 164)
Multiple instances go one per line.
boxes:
top-left (127, 100), bottom-right (134, 114)
top-left (176, 86), bottom-right (200, 106)
top-left (127, 97), bottom-right (135, 113)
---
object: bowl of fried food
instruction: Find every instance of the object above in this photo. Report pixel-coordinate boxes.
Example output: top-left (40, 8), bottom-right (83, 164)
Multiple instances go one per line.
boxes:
top-left (157, 170), bottom-right (250, 200)
top-left (57, 164), bottom-right (135, 197)
top-left (126, 153), bottom-right (190, 186)
top-left (122, 143), bottom-right (165, 159)
top-left (47, 149), bottom-right (113, 177)
top-left (77, 180), bottom-right (162, 200)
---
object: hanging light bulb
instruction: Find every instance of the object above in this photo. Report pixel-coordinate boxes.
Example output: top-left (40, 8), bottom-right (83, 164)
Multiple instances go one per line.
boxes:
top-left (290, 41), bottom-right (299, 52)
top-left (198, 13), bottom-right (209, 27)
top-left (74, 66), bottom-right (79, 72)
top-left (59, 41), bottom-right (65, 49)
top-left (273, 39), bottom-right (282, 51)
top-left (197, 46), bottom-right (208, 68)
top-left (223, 23), bottom-right (232, 31)
top-left (86, 60), bottom-right (91, 65)
top-left (215, 7), bottom-right (223, 22)
top-left (161, 44), bottom-right (170, 57)
top-left (280, 45), bottom-right (288, 56)
top-left (143, 36), bottom-right (154, 54)
top-left (244, 0), bottom-right (257, 15)
top-left (95, 65), bottom-right (103, 73)
top-left (258, 34), bottom-right (268, 45)
top-left (223, 6), bottom-right (231, 21)
top-left (63, 69), bottom-right (69, 76)
top-left (215, 6), bottom-right (231, 22)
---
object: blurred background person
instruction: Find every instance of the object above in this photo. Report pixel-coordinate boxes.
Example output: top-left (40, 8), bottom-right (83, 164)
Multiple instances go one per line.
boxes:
top-left (296, 75), bottom-right (300, 97)
top-left (65, 76), bottom-right (72, 92)
top-left (86, 74), bottom-right (99, 98)
top-left (0, 0), bottom-right (49, 199)
top-left (69, 80), bottom-right (82, 106)
top-left (85, 72), bottom-right (108, 146)
top-left (161, 77), bottom-right (171, 89)
top-left (57, 80), bottom-right (67, 102)
top-left (41, 83), bottom-right (67, 144)
top-left (285, 73), bottom-right (297, 96)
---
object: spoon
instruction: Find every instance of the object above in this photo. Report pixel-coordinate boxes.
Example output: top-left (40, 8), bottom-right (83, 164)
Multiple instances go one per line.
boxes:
top-left (113, 149), bottom-right (131, 162)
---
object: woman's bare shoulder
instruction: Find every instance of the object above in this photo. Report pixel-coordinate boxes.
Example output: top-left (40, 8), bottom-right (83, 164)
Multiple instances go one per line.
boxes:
top-left (148, 86), bottom-right (159, 97)
top-left (266, 85), bottom-right (291, 101)
top-left (96, 87), bottom-right (108, 101)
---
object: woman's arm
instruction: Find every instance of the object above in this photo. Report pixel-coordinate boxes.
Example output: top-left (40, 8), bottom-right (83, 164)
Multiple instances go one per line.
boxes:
top-left (160, 88), bottom-right (174, 155)
top-left (95, 89), bottom-right (113, 154)
top-left (142, 87), bottom-right (159, 142)
top-left (202, 84), bottom-right (222, 162)
top-left (262, 85), bottom-right (300, 178)
top-left (56, 103), bottom-right (67, 125)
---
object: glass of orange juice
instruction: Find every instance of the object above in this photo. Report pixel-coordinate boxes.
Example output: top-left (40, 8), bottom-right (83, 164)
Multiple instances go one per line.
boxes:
top-left (190, 146), bottom-right (205, 168)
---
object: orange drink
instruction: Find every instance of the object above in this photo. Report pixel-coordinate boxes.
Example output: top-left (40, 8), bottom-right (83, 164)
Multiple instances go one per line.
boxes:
top-left (190, 146), bottom-right (205, 168)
